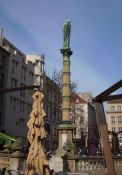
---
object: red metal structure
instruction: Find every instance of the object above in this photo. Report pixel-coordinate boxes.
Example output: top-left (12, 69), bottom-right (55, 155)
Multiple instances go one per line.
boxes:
top-left (94, 80), bottom-right (122, 175)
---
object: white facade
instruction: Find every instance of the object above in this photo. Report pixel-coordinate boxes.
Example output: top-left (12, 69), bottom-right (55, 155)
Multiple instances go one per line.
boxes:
top-left (71, 92), bottom-right (99, 155)
top-left (26, 54), bottom-right (44, 88)
top-left (71, 102), bottom-right (88, 140)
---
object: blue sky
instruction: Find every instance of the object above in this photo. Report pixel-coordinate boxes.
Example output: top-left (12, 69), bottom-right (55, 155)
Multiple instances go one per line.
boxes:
top-left (0, 0), bottom-right (122, 96)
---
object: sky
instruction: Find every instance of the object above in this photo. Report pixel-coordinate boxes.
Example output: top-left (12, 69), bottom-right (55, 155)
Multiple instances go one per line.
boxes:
top-left (0, 0), bottom-right (122, 96)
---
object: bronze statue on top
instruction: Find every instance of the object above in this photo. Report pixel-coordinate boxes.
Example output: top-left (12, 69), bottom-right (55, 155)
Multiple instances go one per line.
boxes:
top-left (63, 20), bottom-right (71, 49)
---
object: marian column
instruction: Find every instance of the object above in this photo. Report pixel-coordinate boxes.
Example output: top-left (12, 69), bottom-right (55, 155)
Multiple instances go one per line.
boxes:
top-left (56, 20), bottom-right (74, 156)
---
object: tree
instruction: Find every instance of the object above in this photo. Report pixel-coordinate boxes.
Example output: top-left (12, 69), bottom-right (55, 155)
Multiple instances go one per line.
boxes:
top-left (52, 69), bottom-right (78, 93)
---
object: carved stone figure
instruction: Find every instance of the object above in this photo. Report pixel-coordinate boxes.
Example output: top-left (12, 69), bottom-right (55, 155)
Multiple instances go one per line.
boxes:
top-left (63, 20), bottom-right (71, 49)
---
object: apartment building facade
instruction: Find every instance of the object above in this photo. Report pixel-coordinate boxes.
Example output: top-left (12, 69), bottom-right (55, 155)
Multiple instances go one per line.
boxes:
top-left (107, 99), bottom-right (122, 147)
top-left (0, 33), bottom-right (45, 138)
top-left (71, 92), bottom-right (99, 155)
top-left (0, 45), bottom-right (9, 128)
top-left (44, 76), bottom-right (61, 151)
top-left (0, 32), bottom-right (61, 149)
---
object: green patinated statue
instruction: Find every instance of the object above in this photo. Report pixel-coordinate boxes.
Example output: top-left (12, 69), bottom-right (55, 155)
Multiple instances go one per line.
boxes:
top-left (63, 20), bottom-right (71, 49)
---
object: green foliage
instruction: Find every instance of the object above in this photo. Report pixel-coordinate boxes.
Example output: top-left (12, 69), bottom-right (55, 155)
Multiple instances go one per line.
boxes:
top-left (11, 138), bottom-right (23, 151)
top-left (0, 132), bottom-right (23, 152)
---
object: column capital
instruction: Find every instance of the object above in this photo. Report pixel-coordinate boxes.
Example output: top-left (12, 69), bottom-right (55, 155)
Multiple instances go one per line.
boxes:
top-left (60, 48), bottom-right (73, 56)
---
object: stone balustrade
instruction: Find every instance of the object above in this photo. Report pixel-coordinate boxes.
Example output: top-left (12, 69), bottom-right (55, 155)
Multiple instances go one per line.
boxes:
top-left (0, 156), bottom-right (10, 167)
top-left (77, 156), bottom-right (122, 171)
top-left (77, 156), bottom-right (106, 171)
top-left (63, 155), bottom-right (122, 172)
top-left (0, 152), bottom-right (27, 171)
top-left (113, 156), bottom-right (122, 169)
top-left (0, 153), bottom-right (122, 174)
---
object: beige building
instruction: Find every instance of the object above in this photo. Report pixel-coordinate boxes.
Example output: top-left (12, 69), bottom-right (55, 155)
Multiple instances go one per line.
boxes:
top-left (107, 99), bottom-right (122, 146)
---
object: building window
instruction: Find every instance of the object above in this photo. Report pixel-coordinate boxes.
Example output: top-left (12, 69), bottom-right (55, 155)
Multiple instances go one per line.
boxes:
top-left (11, 78), bottom-right (17, 88)
top-left (112, 127), bottom-right (115, 132)
top-left (45, 123), bottom-right (50, 134)
top-left (11, 78), bottom-right (14, 88)
top-left (40, 64), bottom-right (43, 73)
top-left (12, 59), bottom-right (18, 74)
top-left (0, 94), bottom-right (3, 103)
top-left (111, 106), bottom-right (115, 111)
top-left (118, 105), bottom-right (121, 111)
top-left (21, 66), bottom-right (26, 80)
top-left (35, 59), bottom-right (39, 66)
top-left (20, 83), bottom-right (25, 97)
top-left (29, 71), bottom-right (34, 80)
top-left (23, 102), bottom-right (25, 112)
top-left (118, 116), bottom-right (122, 123)
top-left (15, 79), bottom-right (17, 87)
top-left (1, 55), bottom-right (5, 68)
top-left (10, 97), bottom-right (13, 105)
top-left (16, 121), bottom-right (19, 126)
top-left (13, 98), bottom-right (16, 110)
top-left (12, 59), bottom-right (15, 73)
top-left (19, 118), bottom-right (25, 126)
top-left (20, 101), bottom-right (22, 112)
top-left (0, 73), bottom-right (4, 88)
top-left (111, 116), bottom-right (115, 123)
top-left (118, 127), bottom-right (122, 132)
top-left (27, 103), bottom-right (32, 114)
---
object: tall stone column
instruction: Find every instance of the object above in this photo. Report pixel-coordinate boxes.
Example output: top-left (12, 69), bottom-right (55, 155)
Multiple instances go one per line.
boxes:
top-left (56, 20), bottom-right (75, 156)
top-left (61, 48), bottom-right (72, 123)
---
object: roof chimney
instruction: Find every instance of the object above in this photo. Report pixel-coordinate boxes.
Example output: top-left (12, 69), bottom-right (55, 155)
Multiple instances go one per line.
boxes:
top-left (0, 28), bottom-right (3, 46)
